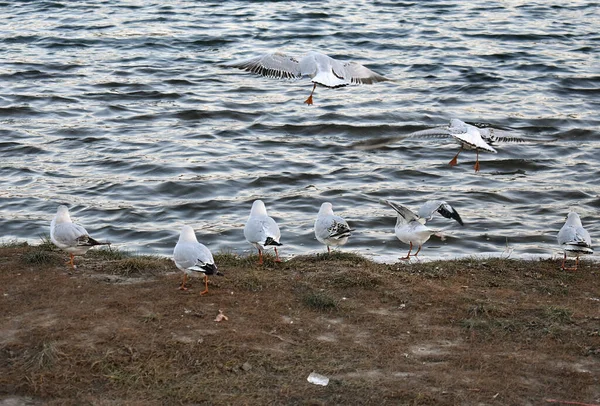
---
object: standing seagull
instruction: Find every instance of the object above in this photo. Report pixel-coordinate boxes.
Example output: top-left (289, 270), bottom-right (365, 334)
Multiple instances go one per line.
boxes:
top-left (314, 202), bottom-right (353, 253)
top-left (223, 51), bottom-right (389, 105)
top-left (352, 118), bottom-right (525, 172)
top-left (380, 199), bottom-right (463, 260)
top-left (50, 205), bottom-right (110, 268)
top-left (173, 225), bottom-right (221, 295)
top-left (244, 200), bottom-right (282, 265)
top-left (557, 212), bottom-right (593, 271)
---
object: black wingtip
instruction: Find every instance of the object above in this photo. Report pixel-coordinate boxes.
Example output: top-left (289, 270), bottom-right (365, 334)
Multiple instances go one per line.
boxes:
top-left (201, 263), bottom-right (218, 275)
top-left (264, 237), bottom-right (282, 246)
top-left (438, 206), bottom-right (464, 226)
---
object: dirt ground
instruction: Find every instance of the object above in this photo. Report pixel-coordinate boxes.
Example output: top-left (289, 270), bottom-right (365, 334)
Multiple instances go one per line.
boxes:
top-left (0, 242), bottom-right (599, 405)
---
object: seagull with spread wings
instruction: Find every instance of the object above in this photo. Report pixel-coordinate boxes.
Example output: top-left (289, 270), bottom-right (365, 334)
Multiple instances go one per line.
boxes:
top-left (353, 118), bottom-right (527, 172)
top-left (380, 199), bottom-right (463, 260)
top-left (223, 51), bottom-right (389, 105)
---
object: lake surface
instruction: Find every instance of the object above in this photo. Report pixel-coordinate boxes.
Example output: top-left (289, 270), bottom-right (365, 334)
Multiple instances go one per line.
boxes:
top-left (1, 1), bottom-right (599, 261)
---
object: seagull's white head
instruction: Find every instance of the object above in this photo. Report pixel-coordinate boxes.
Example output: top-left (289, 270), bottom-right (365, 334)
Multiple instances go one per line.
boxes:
top-left (565, 212), bottom-right (582, 226)
top-left (318, 202), bottom-right (334, 216)
top-left (179, 225), bottom-right (198, 243)
top-left (250, 200), bottom-right (268, 216)
top-left (54, 205), bottom-right (72, 225)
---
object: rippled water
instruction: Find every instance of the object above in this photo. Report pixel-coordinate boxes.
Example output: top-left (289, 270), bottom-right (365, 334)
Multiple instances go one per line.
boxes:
top-left (1, 1), bottom-right (599, 261)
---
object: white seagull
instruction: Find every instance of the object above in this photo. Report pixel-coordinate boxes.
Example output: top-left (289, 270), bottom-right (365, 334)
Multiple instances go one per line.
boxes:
top-left (243, 200), bottom-right (282, 264)
top-left (50, 205), bottom-right (110, 268)
top-left (173, 225), bottom-right (221, 295)
top-left (557, 212), bottom-right (593, 271)
top-left (314, 202), bottom-right (353, 253)
top-left (223, 50), bottom-right (389, 105)
top-left (380, 199), bottom-right (463, 260)
top-left (352, 118), bottom-right (525, 172)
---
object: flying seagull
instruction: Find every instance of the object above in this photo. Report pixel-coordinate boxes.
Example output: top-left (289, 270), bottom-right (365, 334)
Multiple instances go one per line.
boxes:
top-left (223, 51), bottom-right (389, 105)
top-left (352, 118), bottom-right (527, 172)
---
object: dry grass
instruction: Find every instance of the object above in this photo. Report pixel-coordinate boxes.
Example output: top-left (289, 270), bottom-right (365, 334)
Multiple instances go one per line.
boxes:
top-left (0, 245), bottom-right (599, 405)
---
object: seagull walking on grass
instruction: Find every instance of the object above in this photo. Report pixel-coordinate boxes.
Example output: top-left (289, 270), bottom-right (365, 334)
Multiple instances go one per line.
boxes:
top-left (314, 202), bottom-right (353, 253)
top-left (223, 51), bottom-right (389, 105)
top-left (173, 225), bottom-right (221, 295)
top-left (557, 212), bottom-right (593, 271)
top-left (243, 200), bottom-right (282, 264)
top-left (50, 205), bottom-right (110, 268)
top-left (380, 199), bottom-right (463, 260)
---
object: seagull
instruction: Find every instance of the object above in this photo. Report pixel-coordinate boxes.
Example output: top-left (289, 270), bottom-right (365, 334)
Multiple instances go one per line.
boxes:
top-left (243, 200), bottom-right (282, 264)
top-left (314, 202), bottom-right (354, 253)
top-left (50, 205), bottom-right (110, 268)
top-left (557, 212), bottom-right (593, 271)
top-left (380, 199), bottom-right (463, 260)
top-left (352, 118), bottom-right (526, 172)
top-left (173, 225), bottom-right (222, 295)
top-left (223, 50), bottom-right (389, 105)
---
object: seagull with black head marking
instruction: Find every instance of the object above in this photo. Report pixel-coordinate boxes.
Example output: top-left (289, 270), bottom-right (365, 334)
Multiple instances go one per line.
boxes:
top-left (244, 200), bottom-right (282, 265)
top-left (223, 51), bottom-right (389, 105)
top-left (352, 118), bottom-right (527, 172)
top-left (557, 212), bottom-right (593, 271)
top-left (314, 202), bottom-right (354, 253)
top-left (173, 225), bottom-right (222, 295)
top-left (380, 199), bottom-right (463, 260)
top-left (50, 205), bottom-right (110, 269)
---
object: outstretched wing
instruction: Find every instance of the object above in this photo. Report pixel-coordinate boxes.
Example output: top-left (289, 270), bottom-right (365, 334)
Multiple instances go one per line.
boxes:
top-left (418, 200), bottom-right (464, 226)
top-left (380, 199), bottom-right (420, 223)
top-left (223, 52), bottom-right (302, 80)
top-left (350, 127), bottom-right (451, 150)
top-left (333, 60), bottom-right (389, 85)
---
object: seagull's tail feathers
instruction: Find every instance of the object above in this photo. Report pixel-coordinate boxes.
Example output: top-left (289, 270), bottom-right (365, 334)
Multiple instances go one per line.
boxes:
top-left (312, 69), bottom-right (349, 88)
top-left (264, 237), bottom-right (282, 247)
top-left (78, 236), bottom-right (111, 247)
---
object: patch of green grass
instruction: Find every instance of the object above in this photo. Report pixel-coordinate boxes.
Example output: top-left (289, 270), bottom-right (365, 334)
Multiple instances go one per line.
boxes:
top-left (327, 271), bottom-right (382, 289)
top-left (21, 248), bottom-right (62, 266)
top-left (543, 306), bottom-right (573, 324)
top-left (302, 291), bottom-right (338, 312)
top-left (38, 234), bottom-right (58, 252)
top-left (111, 256), bottom-right (170, 276)
top-left (88, 246), bottom-right (131, 261)
top-left (234, 271), bottom-right (267, 292)
top-left (214, 251), bottom-right (255, 267)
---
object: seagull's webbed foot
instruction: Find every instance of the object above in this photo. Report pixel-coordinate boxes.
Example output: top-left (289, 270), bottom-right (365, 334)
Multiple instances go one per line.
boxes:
top-left (200, 275), bottom-right (209, 295)
top-left (304, 83), bottom-right (316, 106)
top-left (178, 274), bottom-right (189, 291)
top-left (274, 247), bottom-right (282, 263)
top-left (449, 148), bottom-right (462, 167)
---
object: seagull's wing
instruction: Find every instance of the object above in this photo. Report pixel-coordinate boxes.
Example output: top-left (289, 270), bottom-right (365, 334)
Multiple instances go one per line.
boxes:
top-left (418, 200), bottom-right (464, 226)
top-left (223, 52), bottom-right (302, 80)
top-left (559, 225), bottom-right (592, 248)
top-left (350, 127), bottom-right (452, 150)
top-left (380, 199), bottom-right (420, 223)
top-left (333, 60), bottom-right (389, 85)
top-left (53, 223), bottom-right (90, 247)
top-left (174, 242), bottom-right (216, 274)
